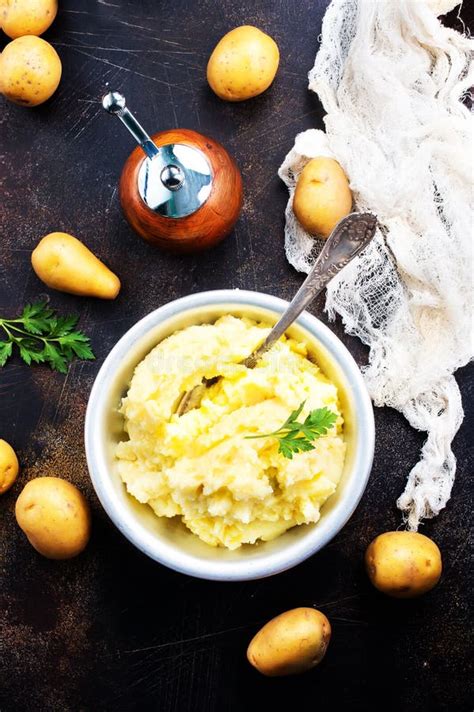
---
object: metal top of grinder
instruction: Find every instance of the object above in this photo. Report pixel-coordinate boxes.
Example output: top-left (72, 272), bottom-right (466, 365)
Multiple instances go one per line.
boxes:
top-left (102, 91), bottom-right (212, 219)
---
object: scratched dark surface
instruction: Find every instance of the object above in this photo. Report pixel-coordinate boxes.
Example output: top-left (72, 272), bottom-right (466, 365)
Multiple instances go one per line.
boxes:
top-left (1, 2), bottom-right (473, 711)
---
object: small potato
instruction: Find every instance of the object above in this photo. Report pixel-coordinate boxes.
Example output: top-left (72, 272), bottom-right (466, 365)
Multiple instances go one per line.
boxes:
top-left (365, 531), bottom-right (442, 598)
top-left (2, 0), bottom-right (58, 39)
top-left (32, 232), bottom-right (121, 299)
top-left (0, 439), bottom-right (19, 494)
top-left (207, 25), bottom-right (279, 102)
top-left (293, 157), bottom-right (353, 239)
top-left (0, 35), bottom-right (61, 107)
top-left (247, 607), bottom-right (331, 676)
top-left (15, 477), bottom-right (91, 559)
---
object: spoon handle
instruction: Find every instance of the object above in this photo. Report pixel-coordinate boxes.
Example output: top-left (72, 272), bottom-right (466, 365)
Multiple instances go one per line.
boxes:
top-left (243, 212), bottom-right (377, 368)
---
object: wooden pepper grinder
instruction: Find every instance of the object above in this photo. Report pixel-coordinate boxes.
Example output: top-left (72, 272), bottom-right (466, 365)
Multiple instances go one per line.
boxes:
top-left (102, 91), bottom-right (243, 253)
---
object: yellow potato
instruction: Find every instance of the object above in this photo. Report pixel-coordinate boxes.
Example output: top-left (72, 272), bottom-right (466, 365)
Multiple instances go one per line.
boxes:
top-left (0, 439), bottom-right (19, 495)
top-left (32, 232), bottom-right (121, 299)
top-left (207, 25), bottom-right (279, 101)
top-left (2, 0), bottom-right (58, 39)
top-left (293, 157), bottom-right (353, 239)
top-left (247, 607), bottom-right (331, 676)
top-left (15, 477), bottom-right (91, 559)
top-left (365, 531), bottom-right (442, 598)
top-left (0, 35), bottom-right (61, 107)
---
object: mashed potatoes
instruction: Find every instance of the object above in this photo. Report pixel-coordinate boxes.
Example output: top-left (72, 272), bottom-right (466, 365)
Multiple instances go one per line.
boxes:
top-left (116, 316), bottom-right (346, 549)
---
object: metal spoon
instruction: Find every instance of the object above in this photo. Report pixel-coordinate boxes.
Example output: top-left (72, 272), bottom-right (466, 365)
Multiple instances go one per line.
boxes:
top-left (176, 212), bottom-right (378, 415)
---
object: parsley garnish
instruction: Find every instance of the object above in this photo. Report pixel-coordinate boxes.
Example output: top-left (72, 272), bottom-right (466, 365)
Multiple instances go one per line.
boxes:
top-left (245, 401), bottom-right (337, 459)
top-left (0, 301), bottom-right (95, 374)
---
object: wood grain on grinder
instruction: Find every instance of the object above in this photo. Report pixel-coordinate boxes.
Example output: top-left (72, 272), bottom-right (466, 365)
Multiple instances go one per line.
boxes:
top-left (120, 129), bottom-right (243, 253)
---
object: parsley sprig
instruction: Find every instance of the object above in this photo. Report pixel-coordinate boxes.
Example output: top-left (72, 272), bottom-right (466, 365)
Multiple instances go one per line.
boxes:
top-left (0, 301), bottom-right (95, 374)
top-left (245, 401), bottom-right (337, 459)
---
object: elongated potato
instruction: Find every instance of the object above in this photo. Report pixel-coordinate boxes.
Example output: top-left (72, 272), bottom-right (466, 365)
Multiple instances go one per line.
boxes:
top-left (15, 477), bottom-right (91, 559)
top-left (207, 25), bottom-right (279, 101)
top-left (365, 531), bottom-right (442, 598)
top-left (247, 607), bottom-right (331, 676)
top-left (2, 0), bottom-right (58, 39)
top-left (293, 157), bottom-right (353, 239)
top-left (0, 439), bottom-right (19, 494)
top-left (32, 232), bottom-right (121, 299)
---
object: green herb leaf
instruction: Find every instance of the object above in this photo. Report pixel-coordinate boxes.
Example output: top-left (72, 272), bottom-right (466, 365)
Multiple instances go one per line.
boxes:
top-left (21, 301), bottom-right (55, 334)
top-left (65, 337), bottom-right (95, 360)
top-left (245, 401), bottom-right (338, 459)
top-left (19, 344), bottom-right (33, 365)
top-left (53, 314), bottom-right (80, 336)
top-left (0, 341), bottom-right (13, 367)
top-left (0, 302), bottom-right (95, 373)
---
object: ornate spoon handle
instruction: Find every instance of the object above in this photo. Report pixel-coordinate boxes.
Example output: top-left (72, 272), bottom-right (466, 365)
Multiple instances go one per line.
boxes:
top-left (176, 212), bottom-right (377, 415)
top-left (242, 212), bottom-right (377, 368)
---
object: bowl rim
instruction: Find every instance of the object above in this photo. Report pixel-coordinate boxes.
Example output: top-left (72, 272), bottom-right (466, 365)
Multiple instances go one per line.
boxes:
top-left (85, 289), bottom-right (374, 581)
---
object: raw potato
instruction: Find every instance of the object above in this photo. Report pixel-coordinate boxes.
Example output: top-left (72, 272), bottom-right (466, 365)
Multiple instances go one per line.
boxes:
top-left (247, 607), bottom-right (331, 676)
top-left (2, 0), bottom-right (58, 39)
top-left (0, 35), bottom-right (61, 107)
top-left (365, 531), bottom-right (442, 598)
top-left (0, 439), bottom-right (19, 495)
top-left (15, 477), bottom-right (91, 559)
top-left (293, 157), bottom-right (353, 239)
top-left (32, 232), bottom-right (121, 299)
top-left (207, 25), bottom-right (279, 101)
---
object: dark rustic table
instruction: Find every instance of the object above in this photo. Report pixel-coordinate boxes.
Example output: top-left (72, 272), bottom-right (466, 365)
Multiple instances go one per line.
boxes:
top-left (1, 2), bottom-right (472, 711)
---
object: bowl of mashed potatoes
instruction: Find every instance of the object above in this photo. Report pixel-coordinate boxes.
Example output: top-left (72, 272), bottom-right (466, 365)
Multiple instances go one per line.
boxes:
top-left (85, 290), bottom-right (374, 580)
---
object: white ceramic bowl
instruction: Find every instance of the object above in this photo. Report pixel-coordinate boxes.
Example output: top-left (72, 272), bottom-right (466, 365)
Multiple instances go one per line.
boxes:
top-left (85, 289), bottom-right (374, 581)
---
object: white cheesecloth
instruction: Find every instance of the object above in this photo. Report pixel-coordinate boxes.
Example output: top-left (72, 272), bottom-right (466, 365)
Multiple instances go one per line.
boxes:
top-left (279, 0), bottom-right (473, 529)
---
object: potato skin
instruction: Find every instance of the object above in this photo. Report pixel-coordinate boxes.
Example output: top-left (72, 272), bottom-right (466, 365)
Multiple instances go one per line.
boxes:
top-left (365, 531), bottom-right (442, 598)
top-left (247, 607), bottom-right (331, 676)
top-left (293, 157), bottom-right (353, 239)
top-left (0, 35), bottom-right (61, 106)
top-left (2, 0), bottom-right (58, 39)
top-left (15, 477), bottom-right (91, 559)
top-left (32, 232), bottom-right (121, 299)
top-left (207, 25), bottom-right (279, 102)
top-left (0, 439), bottom-right (19, 495)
